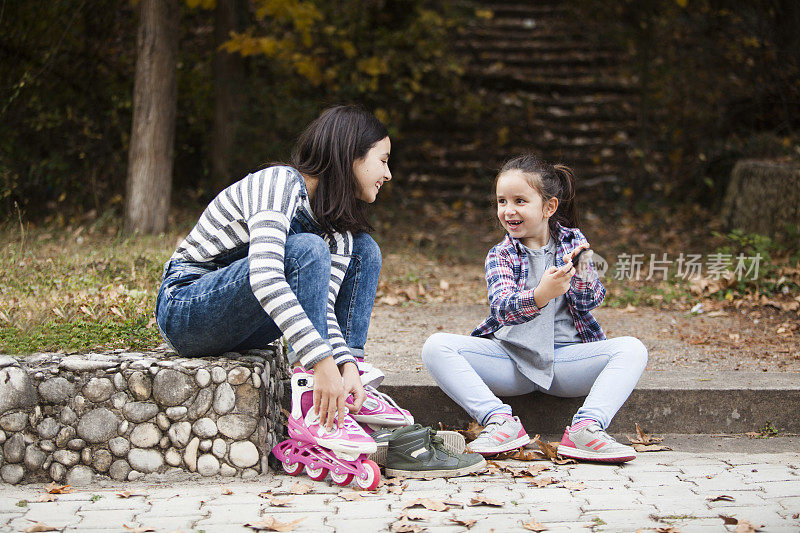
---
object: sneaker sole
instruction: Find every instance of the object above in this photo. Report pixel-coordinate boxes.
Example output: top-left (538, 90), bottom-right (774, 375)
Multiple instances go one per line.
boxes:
top-left (385, 457), bottom-right (487, 479)
top-left (467, 434), bottom-right (531, 456)
top-left (369, 431), bottom-right (467, 466)
top-left (557, 445), bottom-right (636, 463)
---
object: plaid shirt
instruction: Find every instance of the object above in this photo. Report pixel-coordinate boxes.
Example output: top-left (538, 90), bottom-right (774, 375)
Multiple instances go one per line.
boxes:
top-left (472, 223), bottom-right (607, 342)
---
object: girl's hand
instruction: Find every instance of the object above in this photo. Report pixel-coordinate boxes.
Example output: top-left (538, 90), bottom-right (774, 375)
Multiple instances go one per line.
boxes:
top-left (533, 265), bottom-right (575, 307)
top-left (312, 356), bottom-right (347, 431)
top-left (340, 362), bottom-right (366, 413)
top-left (562, 243), bottom-right (590, 267)
top-left (563, 244), bottom-right (592, 278)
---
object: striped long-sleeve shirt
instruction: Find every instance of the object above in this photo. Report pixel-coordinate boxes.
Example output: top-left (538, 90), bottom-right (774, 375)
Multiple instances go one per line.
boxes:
top-left (170, 165), bottom-right (355, 369)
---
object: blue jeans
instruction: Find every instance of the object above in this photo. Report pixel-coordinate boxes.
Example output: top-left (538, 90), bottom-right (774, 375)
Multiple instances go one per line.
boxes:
top-left (421, 333), bottom-right (648, 429)
top-left (156, 213), bottom-right (381, 361)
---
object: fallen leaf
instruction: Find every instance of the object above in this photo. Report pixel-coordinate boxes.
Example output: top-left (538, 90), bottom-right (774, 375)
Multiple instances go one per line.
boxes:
top-left (44, 482), bottom-right (74, 494)
top-left (221, 485), bottom-right (233, 495)
top-left (245, 516), bottom-right (306, 532)
top-left (399, 510), bottom-right (429, 521)
top-left (449, 517), bottom-right (477, 529)
top-left (522, 517), bottom-right (548, 531)
top-left (289, 482), bottom-right (312, 495)
top-left (23, 521), bottom-right (58, 532)
top-left (655, 527), bottom-right (680, 532)
top-left (533, 435), bottom-right (575, 464)
top-left (468, 495), bottom-right (503, 507)
top-left (561, 481), bottom-right (585, 491)
top-left (441, 498), bottom-right (464, 508)
top-left (338, 492), bottom-right (365, 501)
top-left (627, 423), bottom-right (664, 445)
top-left (706, 494), bottom-right (735, 502)
top-left (460, 420), bottom-right (484, 441)
top-left (735, 519), bottom-right (763, 532)
top-left (390, 518), bottom-right (425, 533)
top-left (528, 477), bottom-right (558, 488)
top-left (383, 477), bottom-right (407, 486)
top-left (403, 498), bottom-right (449, 512)
top-left (632, 443), bottom-right (671, 452)
top-left (116, 491), bottom-right (147, 498)
top-left (122, 526), bottom-right (156, 533)
top-left (719, 515), bottom-right (738, 525)
top-left (267, 495), bottom-right (295, 507)
top-left (36, 494), bottom-right (57, 502)
top-left (386, 485), bottom-right (406, 495)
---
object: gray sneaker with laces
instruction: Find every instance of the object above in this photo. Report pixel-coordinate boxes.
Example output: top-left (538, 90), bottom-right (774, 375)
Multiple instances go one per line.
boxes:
top-left (557, 422), bottom-right (636, 463)
top-left (466, 414), bottom-right (531, 455)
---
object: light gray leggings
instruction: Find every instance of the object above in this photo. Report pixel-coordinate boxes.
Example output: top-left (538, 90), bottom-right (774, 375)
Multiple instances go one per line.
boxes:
top-left (421, 333), bottom-right (648, 429)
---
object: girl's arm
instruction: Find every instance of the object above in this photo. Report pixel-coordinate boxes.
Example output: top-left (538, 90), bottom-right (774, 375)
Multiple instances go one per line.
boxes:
top-left (485, 247), bottom-right (543, 325)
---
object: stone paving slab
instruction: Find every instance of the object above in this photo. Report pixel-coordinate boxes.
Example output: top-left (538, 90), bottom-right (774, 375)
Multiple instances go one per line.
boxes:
top-left (0, 446), bottom-right (798, 532)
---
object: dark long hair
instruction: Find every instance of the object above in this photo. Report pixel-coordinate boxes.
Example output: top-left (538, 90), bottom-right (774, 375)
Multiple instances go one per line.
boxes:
top-left (290, 105), bottom-right (388, 235)
top-left (496, 154), bottom-right (580, 235)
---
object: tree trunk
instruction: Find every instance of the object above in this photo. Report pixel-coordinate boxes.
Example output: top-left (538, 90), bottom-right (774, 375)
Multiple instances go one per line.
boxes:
top-left (210, 0), bottom-right (244, 190)
top-left (124, 0), bottom-right (179, 234)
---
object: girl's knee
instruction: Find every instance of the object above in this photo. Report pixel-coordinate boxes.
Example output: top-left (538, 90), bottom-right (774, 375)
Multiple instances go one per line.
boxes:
top-left (290, 233), bottom-right (330, 263)
top-left (353, 233), bottom-right (382, 269)
top-left (620, 336), bottom-right (648, 369)
top-left (421, 332), bottom-right (453, 365)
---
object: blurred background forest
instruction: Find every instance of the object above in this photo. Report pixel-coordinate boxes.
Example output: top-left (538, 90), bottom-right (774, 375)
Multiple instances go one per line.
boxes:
top-left (1, 0), bottom-right (799, 354)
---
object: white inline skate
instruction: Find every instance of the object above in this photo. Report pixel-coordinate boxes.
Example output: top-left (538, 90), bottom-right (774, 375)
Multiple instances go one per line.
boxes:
top-left (271, 367), bottom-right (380, 490)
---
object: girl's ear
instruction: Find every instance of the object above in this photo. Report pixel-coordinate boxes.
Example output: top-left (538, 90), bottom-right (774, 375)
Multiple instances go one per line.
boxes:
top-left (544, 197), bottom-right (558, 218)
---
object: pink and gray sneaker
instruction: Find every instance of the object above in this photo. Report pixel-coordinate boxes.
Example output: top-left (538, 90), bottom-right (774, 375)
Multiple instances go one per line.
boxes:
top-left (556, 420), bottom-right (636, 463)
top-left (350, 385), bottom-right (414, 432)
top-left (466, 414), bottom-right (531, 455)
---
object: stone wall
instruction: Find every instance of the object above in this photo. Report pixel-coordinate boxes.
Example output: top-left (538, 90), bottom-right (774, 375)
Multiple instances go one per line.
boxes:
top-left (0, 346), bottom-right (288, 485)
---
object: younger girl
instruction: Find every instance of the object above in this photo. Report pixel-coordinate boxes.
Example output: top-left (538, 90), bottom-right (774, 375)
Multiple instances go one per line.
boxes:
top-left (422, 155), bottom-right (647, 463)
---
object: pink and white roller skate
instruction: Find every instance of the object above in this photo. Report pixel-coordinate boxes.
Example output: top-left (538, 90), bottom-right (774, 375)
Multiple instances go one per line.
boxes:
top-left (271, 368), bottom-right (380, 490)
top-left (351, 386), bottom-right (414, 433)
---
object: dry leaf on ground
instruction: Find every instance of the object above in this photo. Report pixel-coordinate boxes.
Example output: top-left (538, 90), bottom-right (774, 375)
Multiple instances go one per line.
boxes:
top-left (23, 521), bottom-right (58, 533)
top-left (627, 423), bottom-right (664, 445)
top-left (459, 420), bottom-right (484, 441)
top-left (44, 482), bottom-right (74, 494)
top-left (267, 495), bottom-right (295, 507)
top-left (632, 443), bottom-right (672, 452)
top-left (36, 494), bottom-right (57, 502)
top-left (533, 435), bottom-right (576, 464)
top-left (390, 518), bottom-right (425, 533)
top-left (338, 492), bottom-right (365, 501)
top-left (122, 526), bottom-right (156, 533)
top-left (117, 491), bottom-right (147, 498)
top-left (706, 494), bottom-right (735, 502)
top-left (561, 481), bottom-right (585, 491)
top-left (399, 510), bottom-right (429, 521)
top-left (449, 517), bottom-right (477, 529)
top-left (386, 484), bottom-right (406, 495)
top-left (528, 477), bottom-right (559, 488)
top-left (735, 519), bottom-right (763, 532)
top-left (719, 515), bottom-right (738, 525)
top-left (493, 448), bottom-right (547, 461)
top-left (221, 485), bottom-right (233, 495)
top-left (522, 517), bottom-right (549, 531)
top-left (468, 495), bottom-right (503, 507)
top-left (403, 498), bottom-right (449, 512)
top-left (245, 516), bottom-right (306, 532)
top-left (654, 527), bottom-right (680, 532)
top-left (441, 498), bottom-right (464, 508)
top-left (289, 482), bottom-right (312, 495)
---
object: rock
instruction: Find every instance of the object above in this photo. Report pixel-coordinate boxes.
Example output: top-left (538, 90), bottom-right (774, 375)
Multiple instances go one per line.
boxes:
top-left (211, 366), bottom-right (226, 383)
top-left (197, 454), bottom-right (220, 476)
top-left (59, 356), bottom-right (116, 372)
top-left (82, 378), bottom-right (114, 403)
top-left (165, 406), bottom-right (187, 420)
top-left (49, 462), bottom-right (66, 482)
top-left (213, 382), bottom-right (235, 415)
top-left (188, 388), bottom-right (212, 419)
top-left (184, 437), bottom-right (199, 471)
top-left (53, 449), bottom-right (80, 467)
top-left (66, 465), bottom-right (93, 486)
top-left (128, 470), bottom-right (143, 481)
top-left (242, 468), bottom-right (258, 479)
top-left (159, 435), bottom-right (169, 449)
top-left (228, 366), bottom-right (250, 385)
top-left (109, 436), bottom-right (130, 457)
top-left (109, 459), bottom-right (130, 481)
top-left (195, 369), bottom-right (211, 387)
top-left (252, 372), bottom-right (261, 388)
top-left (0, 429), bottom-right (5, 444)
top-left (153, 369), bottom-right (194, 407)
top-left (1, 412), bottom-right (29, 432)
top-left (128, 371), bottom-right (152, 400)
top-left (1, 464), bottom-right (24, 484)
top-left (0, 366), bottom-right (38, 414)
top-left (111, 392), bottom-right (127, 410)
top-left (128, 448), bottom-right (164, 473)
top-left (113, 372), bottom-right (125, 390)
top-left (118, 420), bottom-right (129, 435)
top-left (40, 440), bottom-right (55, 452)
top-left (219, 463), bottom-right (236, 476)
top-left (234, 383), bottom-right (261, 417)
top-left (167, 421), bottom-right (191, 448)
top-left (81, 447), bottom-right (92, 465)
top-left (59, 406), bottom-right (77, 426)
top-left (217, 414), bottom-right (257, 440)
top-left (229, 441), bottom-right (259, 468)
top-left (0, 356), bottom-right (16, 368)
top-left (36, 418), bottom-right (60, 440)
top-left (73, 395), bottom-right (86, 415)
top-left (130, 423), bottom-right (161, 448)
top-left (24, 444), bottom-right (47, 470)
top-left (67, 438), bottom-right (86, 450)
top-left (93, 449), bottom-right (112, 472)
top-left (55, 426), bottom-right (75, 448)
top-left (192, 417), bottom-right (217, 439)
top-left (3, 433), bottom-right (25, 463)
top-left (156, 412), bottom-right (170, 431)
top-left (77, 408), bottom-right (119, 443)
top-left (122, 402), bottom-right (158, 423)
top-left (212, 438), bottom-right (227, 459)
top-left (199, 439), bottom-right (212, 452)
top-left (165, 447), bottom-right (181, 466)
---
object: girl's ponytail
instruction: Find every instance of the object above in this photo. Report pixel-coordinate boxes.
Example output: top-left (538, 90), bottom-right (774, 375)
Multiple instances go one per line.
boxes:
top-left (496, 154), bottom-right (581, 235)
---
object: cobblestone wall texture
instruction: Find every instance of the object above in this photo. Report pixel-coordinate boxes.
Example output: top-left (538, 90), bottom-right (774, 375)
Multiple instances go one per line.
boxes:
top-left (0, 346), bottom-right (288, 485)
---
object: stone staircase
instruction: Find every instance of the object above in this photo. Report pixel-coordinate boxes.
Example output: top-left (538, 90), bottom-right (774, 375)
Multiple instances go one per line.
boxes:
top-left (394, 0), bottom-right (640, 203)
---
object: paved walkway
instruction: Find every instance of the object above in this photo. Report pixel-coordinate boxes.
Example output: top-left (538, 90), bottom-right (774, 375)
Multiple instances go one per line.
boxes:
top-left (1, 445), bottom-right (798, 532)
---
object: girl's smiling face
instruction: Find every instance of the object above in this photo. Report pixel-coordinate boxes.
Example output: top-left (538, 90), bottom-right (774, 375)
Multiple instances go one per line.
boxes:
top-left (496, 169), bottom-right (557, 249)
top-left (353, 136), bottom-right (392, 203)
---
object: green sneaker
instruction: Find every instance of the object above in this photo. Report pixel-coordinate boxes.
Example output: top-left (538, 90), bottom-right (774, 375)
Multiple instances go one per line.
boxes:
top-left (368, 427), bottom-right (467, 467)
top-left (384, 424), bottom-right (486, 478)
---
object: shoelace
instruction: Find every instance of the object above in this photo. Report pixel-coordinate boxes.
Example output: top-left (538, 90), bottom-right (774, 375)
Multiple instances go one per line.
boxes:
top-left (364, 385), bottom-right (414, 425)
top-left (473, 419), bottom-right (505, 443)
top-left (587, 425), bottom-right (620, 445)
